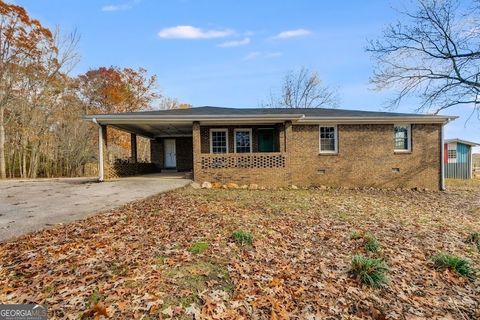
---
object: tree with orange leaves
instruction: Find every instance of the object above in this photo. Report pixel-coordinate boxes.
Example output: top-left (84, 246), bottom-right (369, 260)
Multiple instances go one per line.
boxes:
top-left (0, 1), bottom-right (56, 178)
top-left (78, 66), bottom-right (160, 114)
top-left (77, 66), bottom-right (160, 159)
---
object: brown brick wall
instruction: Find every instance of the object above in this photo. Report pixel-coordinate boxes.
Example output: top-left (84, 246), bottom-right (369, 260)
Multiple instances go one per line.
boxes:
top-left (289, 124), bottom-right (441, 189)
top-left (175, 137), bottom-right (193, 171)
top-left (196, 168), bottom-right (288, 186)
top-left (192, 122), bottom-right (442, 190)
top-left (150, 139), bottom-right (163, 169)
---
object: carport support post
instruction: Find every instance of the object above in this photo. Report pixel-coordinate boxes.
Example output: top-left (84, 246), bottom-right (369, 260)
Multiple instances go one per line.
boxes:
top-left (284, 120), bottom-right (293, 185)
top-left (98, 125), bottom-right (108, 182)
top-left (130, 133), bottom-right (137, 163)
top-left (192, 121), bottom-right (201, 182)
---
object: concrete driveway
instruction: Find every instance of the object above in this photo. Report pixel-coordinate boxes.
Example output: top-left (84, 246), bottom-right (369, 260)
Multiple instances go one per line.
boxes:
top-left (0, 173), bottom-right (191, 242)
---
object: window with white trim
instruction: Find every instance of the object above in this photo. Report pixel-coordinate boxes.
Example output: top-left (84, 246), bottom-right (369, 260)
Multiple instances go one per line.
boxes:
top-left (447, 143), bottom-right (457, 163)
top-left (319, 125), bottom-right (337, 153)
top-left (234, 128), bottom-right (252, 153)
top-left (447, 149), bottom-right (457, 159)
top-left (210, 129), bottom-right (228, 154)
top-left (394, 124), bottom-right (411, 152)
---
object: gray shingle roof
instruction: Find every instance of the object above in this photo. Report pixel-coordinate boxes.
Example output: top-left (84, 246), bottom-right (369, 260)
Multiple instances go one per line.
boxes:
top-left (91, 106), bottom-right (448, 118)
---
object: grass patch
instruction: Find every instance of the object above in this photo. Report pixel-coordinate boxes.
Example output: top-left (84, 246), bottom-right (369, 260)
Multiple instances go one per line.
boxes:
top-left (155, 255), bottom-right (166, 265)
top-left (349, 230), bottom-right (362, 240)
top-left (465, 232), bottom-right (480, 251)
top-left (188, 241), bottom-right (209, 254)
top-left (432, 253), bottom-right (476, 280)
top-left (364, 233), bottom-right (380, 252)
top-left (446, 178), bottom-right (480, 189)
top-left (350, 255), bottom-right (388, 288)
top-left (232, 230), bottom-right (254, 245)
top-left (109, 261), bottom-right (128, 277)
top-left (87, 289), bottom-right (104, 307)
top-left (163, 261), bottom-right (233, 307)
top-left (42, 284), bottom-right (55, 295)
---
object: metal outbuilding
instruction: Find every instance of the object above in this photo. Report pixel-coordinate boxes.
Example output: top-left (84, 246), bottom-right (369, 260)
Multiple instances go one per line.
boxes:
top-left (444, 139), bottom-right (479, 179)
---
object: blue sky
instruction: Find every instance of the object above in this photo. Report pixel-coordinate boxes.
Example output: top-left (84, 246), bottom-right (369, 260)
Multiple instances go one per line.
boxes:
top-left (17, 0), bottom-right (480, 150)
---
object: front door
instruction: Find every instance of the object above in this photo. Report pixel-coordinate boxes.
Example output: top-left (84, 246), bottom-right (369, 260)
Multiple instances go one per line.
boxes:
top-left (164, 139), bottom-right (176, 168)
top-left (258, 129), bottom-right (275, 152)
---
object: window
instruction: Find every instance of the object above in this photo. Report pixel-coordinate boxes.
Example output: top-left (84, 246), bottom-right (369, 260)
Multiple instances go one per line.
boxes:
top-left (394, 124), bottom-right (411, 152)
top-left (210, 129), bottom-right (228, 153)
top-left (319, 125), bottom-right (337, 153)
top-left (447, 143), bottom-right (457, 163)
top-left (234, 129), bottom-right (252, 153)
top-left (448, 149), bottom-right (457, 159)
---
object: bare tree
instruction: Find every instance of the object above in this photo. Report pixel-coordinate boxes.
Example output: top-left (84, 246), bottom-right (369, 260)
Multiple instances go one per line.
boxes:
top-left (367, 0), bottom-right (480, 114)
top-left (159, 96), bottom-right (192, 110)
top-left (263, 67), bottom-right (339, 108)
top-left (159, 96), bottom-right (179, 109)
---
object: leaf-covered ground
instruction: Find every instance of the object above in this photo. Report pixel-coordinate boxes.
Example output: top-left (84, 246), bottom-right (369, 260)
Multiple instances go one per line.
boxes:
top-left (1, 181), bottom-right (480, 319)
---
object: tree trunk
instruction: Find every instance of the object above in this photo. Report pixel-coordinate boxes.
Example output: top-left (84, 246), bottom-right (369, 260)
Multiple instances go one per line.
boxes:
top-left (0, 106), bottom-right (6, 179)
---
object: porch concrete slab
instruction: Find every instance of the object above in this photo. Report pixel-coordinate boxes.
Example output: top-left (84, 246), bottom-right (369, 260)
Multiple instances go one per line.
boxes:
top-left (0, 174), bottom-right (191, 242)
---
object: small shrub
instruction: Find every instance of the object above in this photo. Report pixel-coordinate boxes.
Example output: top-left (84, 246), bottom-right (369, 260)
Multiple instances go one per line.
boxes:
top-left (432, 253), bottom-right (476, 280)
top-left (188, 241), bottom-right (209, 254)
top-left (350, 255), bottom-right (388, 288)
top-left (349, 231), bottom-right (362, 240)
top-left (466, 232), bottom-right (480, 251)
top-left (364, 233), bottom-right (380, 252)
top-left (232, 230), bottom-right (254, 245)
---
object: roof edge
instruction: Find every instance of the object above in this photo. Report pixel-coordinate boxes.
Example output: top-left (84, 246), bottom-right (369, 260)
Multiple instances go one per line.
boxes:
top-left (83, 113), bottom-right (457, 124)
top-left (445, 138), bottom-right (479, 146)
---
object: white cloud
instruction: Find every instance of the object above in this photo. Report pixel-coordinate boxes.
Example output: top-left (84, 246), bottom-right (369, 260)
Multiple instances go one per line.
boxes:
top-left (101, 0), bottom-right (141, 12)
top-left (265, 52), bottom-right (283, 58)
top-left (217, 37), bottom-right (250, 48)
top-left (158, 25), bottom-right (234, 39)
top-left (101, 4), bottom-right (128, 11)
top-left (243, 51), bottom-right (282, 60)
top-left (272, 28), bottom-right (312, 39)
top-left (243, 51), bottom-right (261, 60)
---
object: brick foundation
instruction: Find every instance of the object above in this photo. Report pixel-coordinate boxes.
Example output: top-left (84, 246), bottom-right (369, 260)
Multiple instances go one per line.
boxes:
top-left (104, 162), bottom-right (157, 179)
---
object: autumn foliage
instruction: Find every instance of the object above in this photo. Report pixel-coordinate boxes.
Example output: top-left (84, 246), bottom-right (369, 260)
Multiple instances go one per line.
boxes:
top-left (0, 2), bottom-right (178, 178)
top-left (79, 66), bottom-right (159, 114)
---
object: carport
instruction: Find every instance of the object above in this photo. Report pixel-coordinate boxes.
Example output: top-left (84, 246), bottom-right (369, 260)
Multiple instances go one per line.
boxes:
top-left (84, 112), bottom-right (195, 181)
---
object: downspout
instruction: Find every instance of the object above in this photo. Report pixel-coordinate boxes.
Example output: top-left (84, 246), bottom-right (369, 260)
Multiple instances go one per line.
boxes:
top-left (440, 123), bottom-right (445, 191)
top-left (92, 118), bottom-right (104, 182)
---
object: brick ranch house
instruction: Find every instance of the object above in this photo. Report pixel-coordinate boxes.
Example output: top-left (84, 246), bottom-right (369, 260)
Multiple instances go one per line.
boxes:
top-left (83, 107), bottom-right (456, 190)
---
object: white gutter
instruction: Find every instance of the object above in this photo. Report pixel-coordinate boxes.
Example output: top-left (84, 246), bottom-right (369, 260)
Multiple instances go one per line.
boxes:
top-left (83, 114), bottom-right (306, 122)
top-left (91, 118), bottom-right (104, 182)
top-left (298, 116), bottom-right (456, 124)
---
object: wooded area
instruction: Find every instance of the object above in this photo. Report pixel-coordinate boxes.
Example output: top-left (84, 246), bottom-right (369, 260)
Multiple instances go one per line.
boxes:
top-left (0, 2), bottom-right (163, 179)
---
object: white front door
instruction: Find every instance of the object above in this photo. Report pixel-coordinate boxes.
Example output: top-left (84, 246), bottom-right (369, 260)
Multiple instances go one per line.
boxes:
top-left (164, 139), bottom-right (176, 168)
